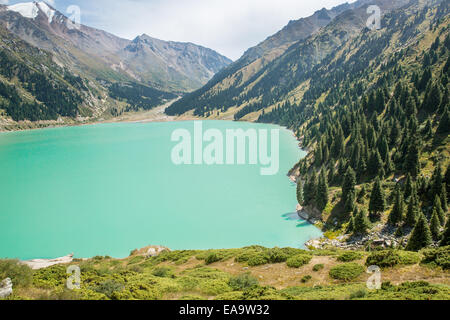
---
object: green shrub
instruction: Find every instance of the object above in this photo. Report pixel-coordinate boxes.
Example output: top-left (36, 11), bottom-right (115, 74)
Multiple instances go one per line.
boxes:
top-left (366, 250), bottom-right (401, 268)
top-left (152, 266), bottom-right (175, 278)
top-left (421, 246), bottom-right (450, 269)
top-left (313, 264), bottom-right (324, 272)
top-left (337, 251), bottom-right (364, 262)
top-left (329, 263), bottom-right (365, 281)
top-left (267, 248), bottom-right (289, 263)
top-left (205, 253), bottom-right (223, 265)
top-left (94, 280), bottom-right (124, 299)
top-left (397, 251), bottom-right (421, 265)
top-left (349, 289), bottom-right (368, 299)
top-left (286, 255), bottom-right (312, 268)
top-left (248, 255), bottom-right (270, 266)
top-left (228, 273), bottom-right (258, 291)
top-left (199, 279), bottom-right (232, 295)
top-left (32, 265), bottom-right (68, 289)
top-left (0, 260), bottom-right (33, 288)
top-left (301, 275), bottom-right (312, 283)
top-left (235, 249), bottom-right (266, 264)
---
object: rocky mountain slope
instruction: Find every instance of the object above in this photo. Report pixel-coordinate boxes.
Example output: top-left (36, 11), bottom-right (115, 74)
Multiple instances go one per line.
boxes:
top-left (165, 0), bottom-right (410, 117)
top-left (118, 34), bottom-right (232, 92)
top-left (0, 1), bottom-right (231, 126)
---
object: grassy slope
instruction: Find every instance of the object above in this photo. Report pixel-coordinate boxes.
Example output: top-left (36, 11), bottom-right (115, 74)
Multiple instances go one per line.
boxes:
top-left (1, 246), bottom-right (449, 300)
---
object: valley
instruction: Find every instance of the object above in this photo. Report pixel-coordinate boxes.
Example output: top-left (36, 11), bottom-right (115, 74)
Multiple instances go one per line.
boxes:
top-left (0, 0), bottom-right (449, 301)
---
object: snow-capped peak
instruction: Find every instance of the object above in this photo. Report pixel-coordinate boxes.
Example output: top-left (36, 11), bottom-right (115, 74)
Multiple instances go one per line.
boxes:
top-left (7, 2), bottom-right (56, 24)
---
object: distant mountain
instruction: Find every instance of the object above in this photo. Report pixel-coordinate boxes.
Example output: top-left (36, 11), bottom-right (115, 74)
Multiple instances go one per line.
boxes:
top-left (165, 0), bottom-right (410, 117)
top-left (118, 34), bottom-right (232, 92)
top-left (0, 1), bottom-right (231, 93)
top-left (0, 1), bottom-right (231, 125)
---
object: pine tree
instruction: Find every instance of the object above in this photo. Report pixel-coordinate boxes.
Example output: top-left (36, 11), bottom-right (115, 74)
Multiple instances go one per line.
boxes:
top-left (369, 151), bottom-right (384, 177)
top-left (347, 209), bottom-right (356, 233)
top-left (441, 219), bottom-right (450, 247)
top-left (389, 185), bottom-right (404, 225)
top-left (406, 213), bottom-right (433, 251)
top-left (353, 209), bottom-right (370, 235)
top-left (431, 165), bottom-right (443, 200)
top-left (303, 174), bottom-right (317, 207)
top-left (369, 178), bottom-right (386, 220)
top-left (436, 108), bottom-right (449, 135)
top-left (316, 170), bottom-right (329, 211)
top-left (404, 174), bottom-right (414, 199)
top-left (404, 142), bottom-right (420, 177)
top-left (445, 164), bottom-right (450, 197)
top-left (405, 193), bottom-right (419, 227)
top-left (422, 83), bottom-right (441, 113)
top-left (433, 196), bottom-right (446, 225)
top-left (296, 179), bottom-right (304, 206)
top-left (440, 183), bottom-right (448, 212)
top-left (430, 208), bottom-right (441, 242)
top-left (342, 167), bottom-right (356, 212)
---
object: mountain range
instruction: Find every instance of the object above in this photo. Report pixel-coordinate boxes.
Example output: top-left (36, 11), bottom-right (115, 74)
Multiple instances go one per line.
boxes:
top-left (165, 0), bottom-right (413, 118)
top-left (0, 1), bottom-right (231, 126)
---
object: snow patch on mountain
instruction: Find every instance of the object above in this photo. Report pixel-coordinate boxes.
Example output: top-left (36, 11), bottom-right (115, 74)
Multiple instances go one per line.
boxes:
top-left (7, 2), bottom-right (56, 24)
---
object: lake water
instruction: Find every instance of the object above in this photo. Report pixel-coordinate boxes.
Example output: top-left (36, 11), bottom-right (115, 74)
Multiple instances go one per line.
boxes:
top-left (0, 121), bottom-right (322, 260)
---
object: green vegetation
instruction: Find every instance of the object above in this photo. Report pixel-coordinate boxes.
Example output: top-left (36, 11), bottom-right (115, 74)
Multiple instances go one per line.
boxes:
top-left (108, 82), bottom-right (176, 112)
top-left (0, 246), bottom-right (448, 300)
top-left (337, 251), bottom-right (364, 262)
top-left (312, 264), bottom-right (324, 272)
top-left (366, 250), bottom-right (421, 268)
top-left (286, 255), bottom-right (312, 268)
top-left (329, 263), bottom-right (365, 281)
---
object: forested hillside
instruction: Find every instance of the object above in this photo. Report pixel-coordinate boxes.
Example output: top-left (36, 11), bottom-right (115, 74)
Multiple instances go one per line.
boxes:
top-left (0, 25), bottom-right (86, 121)
top-left (272, 0), bottom-right (450, 251)
top-left (167, 0), bottom-right (450, 250)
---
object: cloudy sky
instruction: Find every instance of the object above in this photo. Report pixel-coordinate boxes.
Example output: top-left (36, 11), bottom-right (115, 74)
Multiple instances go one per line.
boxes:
top-left (4, 0), bottom-right (355, 60)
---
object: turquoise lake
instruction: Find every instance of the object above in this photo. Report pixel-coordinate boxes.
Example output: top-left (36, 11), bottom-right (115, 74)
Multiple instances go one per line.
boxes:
top-left (0, 121), bottom-right (322, 260)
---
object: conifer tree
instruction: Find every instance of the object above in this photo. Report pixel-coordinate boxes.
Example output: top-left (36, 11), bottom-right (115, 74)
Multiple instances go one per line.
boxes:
top-left (316, 170), bottom-right (329, 211)
top-left (430, 208), bottom-right (441, 242)
top-left (369, 151), bottom-right (384, 177)
top-left (342, 167), bottom-right (356, 212)
top-left (404, 174), bottom-right (415, 199)
top-left (389, 185), bottom-right (404, 225)
top-left (437, 108), bottom-right (449, 135)
top-left (353, 209), bottom-right (370, 235)
top-left (441, 219), bottom-right (450, 247)
top-left (433, 196), bottom-right (446, 225)
top-left (431, 165), bottom-right (443, 200)
top-left (406, 213), bottom-right (432, 251)
top-left (369, 178), bottom-right (386, 220)
top-left (445, 164), bottom-right (450, 196)
top-left (296, 179), bottom-right (304, 206)
top-left (347, 209), bottom-right (356, 234)
top-left (404, 142), bottom-right (420, 177)
top-left (422, 83), bottom-right (441, 113)
top-left (440, 183), bottom-right (448, 212)
top-left (405, 193), bottom-right (419, 227)
top-left (303, 174), bottom-right (317, 207)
